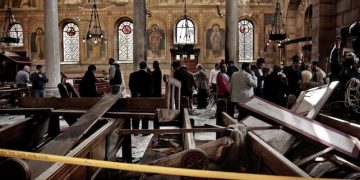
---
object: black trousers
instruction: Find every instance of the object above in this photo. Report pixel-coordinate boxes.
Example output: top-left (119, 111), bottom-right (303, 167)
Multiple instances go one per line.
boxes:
top-left (197, 89), bottom-right (208, 109)
top-left (131, 118), bottom-right (148, 130)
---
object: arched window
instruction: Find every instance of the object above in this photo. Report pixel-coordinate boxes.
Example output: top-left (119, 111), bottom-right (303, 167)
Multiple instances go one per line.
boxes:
top-left (118, 21), bottom-right (133, 63)
top-left (238, 19), bottom-right (254, 62)
top-left (175, 18), bottom-right (195, 44)
top-left (62, 22), bottom-right (80, 64)
top-left (9, 23), bottom-right (23, 47)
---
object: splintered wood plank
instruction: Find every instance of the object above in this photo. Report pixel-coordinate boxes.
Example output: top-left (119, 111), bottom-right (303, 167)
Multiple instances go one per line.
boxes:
top-left (146, 137), bottom-right (233, 167)
top-left (52, 109), bottom-right (155, 119)
top-left (240, 97), bottom-right (360, 158)
top-left (28, 93), bottom-right (122, 177)
top-left (241, 116), bottom-right (297, 155)
top-left (317, 113), bottom-right (360, 139)
top-left (221, 114), bottom-right (310, 177)
top-left (156, 109), bottom-right (180, 123)
top-left (116, 128), bottom-right (226, 135)
top-left (182, 108), bottom-right (196, 150)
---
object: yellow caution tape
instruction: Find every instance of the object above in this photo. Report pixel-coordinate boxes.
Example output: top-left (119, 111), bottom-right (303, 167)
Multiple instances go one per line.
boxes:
top-left (0, 148), bottom-right (318, 180)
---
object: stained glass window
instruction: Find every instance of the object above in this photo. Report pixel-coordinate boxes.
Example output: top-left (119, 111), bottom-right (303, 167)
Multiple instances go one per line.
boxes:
top-left (118, 21), bottom-right (133, 63)
top-left (9, 23), bottom-right (23, 47)
top-left (238, 19), bottom-right (254, 62)
top-left (175, 18), bottom-right (195, 44)
top-left (62, 22), bottom-right (80, 64)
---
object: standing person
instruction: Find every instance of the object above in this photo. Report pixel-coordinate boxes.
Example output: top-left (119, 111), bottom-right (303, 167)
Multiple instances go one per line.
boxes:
top-left (216, 62), bottom-right (232, 115)
top-left (264, 65), bottom-right (288, 107)
top-left (251, 58), bottom-right (266, 98)
top-left (231, 63), bottom-right (257, 119)
top-left (283, 55), bottom-right (302, 97)
top-left (172, 61), bottom-right (194, 105)
top-left (209, 63), bottom-right (220, 93)
top-left (108, 58), bottom-right (122, 94)
top-left (16, 65), bottom-right (31, 89)
top-left (129, 61), bottom-right (153, 130)
top-left (30, 65), bottom-right (48, 97)
top-left (194, 64), bottom-right (209, 109)
top-left (309, 61), bottom-right (327, 86)
top-left (226, 60), bottom-right (239, 79)
top-left (79, 64), bottom-right (98, 97)
top-left (152, 60), bottom-right (162, 97)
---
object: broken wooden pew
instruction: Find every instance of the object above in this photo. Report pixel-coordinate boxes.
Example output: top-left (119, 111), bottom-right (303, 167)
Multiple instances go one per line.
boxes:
top-left (35, 119), bottom-right (124, 179)
top-left (0, 108), bottom-right (59, 150)
top-left (27, 93), bottom-right (122, 177)
top-left (221, 113), bottom-right (310, 177)
top-left (239, 96), bottom-right (360, 159)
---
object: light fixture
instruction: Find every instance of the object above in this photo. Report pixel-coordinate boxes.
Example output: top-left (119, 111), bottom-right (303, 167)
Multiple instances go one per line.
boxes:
top-left (268, 0), bottom-right (287, 42)
top-left (0, 8), bottom-right (20, 44)
top-left (83, 0), bottom-right (106, 46)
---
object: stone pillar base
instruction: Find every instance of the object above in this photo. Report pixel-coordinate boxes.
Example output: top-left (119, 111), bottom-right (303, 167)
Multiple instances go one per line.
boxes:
top-left (45, 86), bottom-right (60, 97)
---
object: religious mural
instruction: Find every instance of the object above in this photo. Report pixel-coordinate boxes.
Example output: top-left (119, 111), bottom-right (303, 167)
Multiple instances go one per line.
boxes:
top-left (206, 23), bottom-right (225, 58)
top-left (0, 0), bottom-right (36, 8)
top-left (31, 27), bottom-right (44, 60)
top-left (147, 24), bottom-right (165, 58)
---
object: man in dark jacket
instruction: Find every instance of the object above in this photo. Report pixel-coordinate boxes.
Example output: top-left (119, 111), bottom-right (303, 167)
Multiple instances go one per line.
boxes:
top-left (251, 58), bottom-right (266, 98)
top-left (30, 65), bottom-right (48, 97)
top-left (283, 55), bottom-right (302, 97)
top-left (129, 61), bottom-right (153, 130)
top-left (79, 64), bottom-right (98, 97)
top-left (172, 61), bottom-right (196, 108)
top-left (152, 60), bottom-right (162, 97)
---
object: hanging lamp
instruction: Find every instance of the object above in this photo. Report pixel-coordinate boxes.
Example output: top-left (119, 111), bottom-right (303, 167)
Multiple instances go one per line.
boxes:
top-left (0, 8), bottom-right (20, 44)
top-left (84, 0), bottom-right (106, 46)
top-left (268, 0), bottom-right (287, 42)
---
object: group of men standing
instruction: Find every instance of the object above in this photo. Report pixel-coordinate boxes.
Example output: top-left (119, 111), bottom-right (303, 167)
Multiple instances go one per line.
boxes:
top-left (16, 65), bottom-right (48, 97)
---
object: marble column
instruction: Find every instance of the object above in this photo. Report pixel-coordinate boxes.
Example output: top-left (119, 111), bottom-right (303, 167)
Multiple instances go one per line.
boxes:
top-left (44, 0), bottom-right (61, 97)
top-left (133, 0), bottom-right (147, 71)
top-left (225, 0), bottom-right (239, 67)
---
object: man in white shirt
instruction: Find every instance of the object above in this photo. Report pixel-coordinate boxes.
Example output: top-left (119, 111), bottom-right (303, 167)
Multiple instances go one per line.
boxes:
top-left (208, 63), bottom-right (220, 93)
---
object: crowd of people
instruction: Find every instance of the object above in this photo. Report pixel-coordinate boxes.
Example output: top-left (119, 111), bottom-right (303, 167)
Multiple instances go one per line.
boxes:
top-left (12, 20), bottom-right (360, 121)
top-left (170, 55), bottom-right (335, 119)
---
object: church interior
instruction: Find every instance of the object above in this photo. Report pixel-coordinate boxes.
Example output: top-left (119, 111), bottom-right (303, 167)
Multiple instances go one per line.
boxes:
top-left (1, 0), bottom-right (360, 179)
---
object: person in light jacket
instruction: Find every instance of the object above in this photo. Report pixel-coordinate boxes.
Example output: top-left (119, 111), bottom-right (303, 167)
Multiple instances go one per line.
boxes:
top-left (230, 63), bottom-right (257, 119)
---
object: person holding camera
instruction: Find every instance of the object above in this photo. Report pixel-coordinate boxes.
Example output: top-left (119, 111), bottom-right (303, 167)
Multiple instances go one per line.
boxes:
top-left (30, 65), bottom-right (48, 97)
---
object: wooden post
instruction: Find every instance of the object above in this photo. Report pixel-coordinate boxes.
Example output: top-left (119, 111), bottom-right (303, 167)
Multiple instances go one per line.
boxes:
top-left (122, 118), bottom-right (132, 163)
top-left (216, 98), bottom-right (227, 139)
